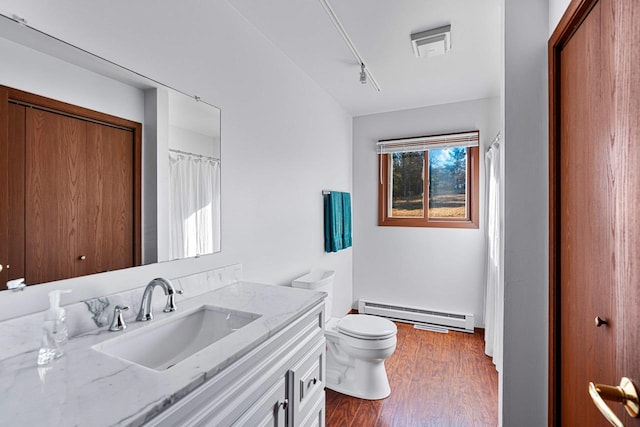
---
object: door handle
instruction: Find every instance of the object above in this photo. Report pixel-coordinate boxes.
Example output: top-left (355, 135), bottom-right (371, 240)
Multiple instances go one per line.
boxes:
top-left (589, 377), bottom-right (639, 427)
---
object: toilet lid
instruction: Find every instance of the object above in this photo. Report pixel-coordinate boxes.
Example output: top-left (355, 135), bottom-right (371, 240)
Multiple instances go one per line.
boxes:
top-left (337, 314), bottom-right (397, 339)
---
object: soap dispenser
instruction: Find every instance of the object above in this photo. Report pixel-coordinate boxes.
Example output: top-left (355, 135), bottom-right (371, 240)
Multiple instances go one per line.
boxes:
top-left (37, 290), bottom-right (72, 365)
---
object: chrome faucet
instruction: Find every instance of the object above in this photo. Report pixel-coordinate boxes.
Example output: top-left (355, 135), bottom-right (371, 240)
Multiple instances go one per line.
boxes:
top-left (109, 305), bottom-right (129, 331)
top-left (136, 278), bottom-right (183, 321)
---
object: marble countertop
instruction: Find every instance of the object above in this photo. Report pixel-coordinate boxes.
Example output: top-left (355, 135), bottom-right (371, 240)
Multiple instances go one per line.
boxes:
top-left (0, 282), bottom-right (325, 427)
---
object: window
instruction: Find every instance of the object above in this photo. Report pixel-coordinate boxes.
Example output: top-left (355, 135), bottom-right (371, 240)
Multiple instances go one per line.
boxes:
top-left (378, 131), bottom-right (479, 228)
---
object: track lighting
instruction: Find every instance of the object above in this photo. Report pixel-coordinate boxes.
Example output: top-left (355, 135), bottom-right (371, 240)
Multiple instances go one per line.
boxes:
top-left (318, 0), bottom-right (381, 92)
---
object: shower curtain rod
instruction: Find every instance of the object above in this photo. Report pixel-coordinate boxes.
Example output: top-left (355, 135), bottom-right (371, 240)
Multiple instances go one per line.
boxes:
top-left (169, 148), bottom-right (219, 161)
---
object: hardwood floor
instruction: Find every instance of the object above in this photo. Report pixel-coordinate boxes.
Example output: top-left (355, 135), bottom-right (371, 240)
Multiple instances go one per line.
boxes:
top-left (325, 323), bottom-right (498, 427)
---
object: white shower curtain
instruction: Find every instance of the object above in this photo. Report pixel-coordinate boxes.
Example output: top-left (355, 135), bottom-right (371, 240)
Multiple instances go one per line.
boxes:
top-left (484, 139), bottom-right (503, 372)
top-left (169, 151), bottom-right (220, 260)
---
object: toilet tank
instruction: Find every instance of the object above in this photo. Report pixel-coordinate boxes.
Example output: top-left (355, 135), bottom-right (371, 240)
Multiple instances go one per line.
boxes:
top-left (292, 269), bottom-right (335, 318)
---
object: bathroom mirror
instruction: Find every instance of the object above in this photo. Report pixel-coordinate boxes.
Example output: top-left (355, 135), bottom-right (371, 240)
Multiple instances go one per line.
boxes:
top-left (0, 14), bottom-right (221, 288)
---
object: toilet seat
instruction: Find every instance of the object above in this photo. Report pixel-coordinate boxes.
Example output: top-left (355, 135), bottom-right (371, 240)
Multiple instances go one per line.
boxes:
top-left (337, 314), bottom-right (397, 340)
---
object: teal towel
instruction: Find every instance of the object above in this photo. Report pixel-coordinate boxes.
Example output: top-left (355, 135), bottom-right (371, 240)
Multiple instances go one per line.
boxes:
top-left (324, 192), bottom-right (343, 252)
top-left (324, 195), bottom-right (331, 252)
top-left (342, 192), bottom-right (352, 248)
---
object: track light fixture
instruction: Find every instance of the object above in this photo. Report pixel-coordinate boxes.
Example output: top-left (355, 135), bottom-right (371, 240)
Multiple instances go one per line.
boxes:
top-left (318, 0), bottom-right (381, 92)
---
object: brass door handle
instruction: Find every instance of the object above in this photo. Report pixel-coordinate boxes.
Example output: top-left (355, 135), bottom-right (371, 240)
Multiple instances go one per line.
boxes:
top-left (589, 377), bottom-right (639, 427)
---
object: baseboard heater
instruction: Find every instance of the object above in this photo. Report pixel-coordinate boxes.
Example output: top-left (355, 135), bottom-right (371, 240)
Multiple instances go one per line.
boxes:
top-left (358, 300), bottom-right (475, 333)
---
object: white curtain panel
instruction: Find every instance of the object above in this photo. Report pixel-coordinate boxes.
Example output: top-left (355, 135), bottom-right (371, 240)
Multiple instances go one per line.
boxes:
top-left (169, 152), bottom-right (220, 259)
top-left (484, 141), bottom-right (503, 372)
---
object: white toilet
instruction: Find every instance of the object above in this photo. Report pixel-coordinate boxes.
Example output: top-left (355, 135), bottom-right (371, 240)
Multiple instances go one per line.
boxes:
top-left (292, 270), bottom-right (397, 400)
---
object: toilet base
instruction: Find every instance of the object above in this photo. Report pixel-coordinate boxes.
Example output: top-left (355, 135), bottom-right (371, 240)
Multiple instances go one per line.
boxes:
top-left (325, 339), bottom-right (392, 400)
top-left (326, 364), bottom-right (391, 400)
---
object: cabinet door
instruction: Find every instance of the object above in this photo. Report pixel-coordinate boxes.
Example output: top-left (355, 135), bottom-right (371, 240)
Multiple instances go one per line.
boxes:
top-left (231, 379), bottom-right (287, 427)
top-left (288, 339), bottom-right (325, 427)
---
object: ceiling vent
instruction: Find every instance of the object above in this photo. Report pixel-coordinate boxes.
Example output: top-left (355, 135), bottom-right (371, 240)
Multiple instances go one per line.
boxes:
top-left (411, 25), bottom-right (451, 58)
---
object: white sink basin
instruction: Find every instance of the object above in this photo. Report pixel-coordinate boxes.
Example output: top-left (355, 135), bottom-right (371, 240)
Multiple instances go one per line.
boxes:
top-left (93, 305), bottom-right (261, 371)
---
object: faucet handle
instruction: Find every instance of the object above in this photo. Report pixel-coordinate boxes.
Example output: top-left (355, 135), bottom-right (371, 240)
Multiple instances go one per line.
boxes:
top-left (109, 305), bottom-right (129, 331)
top-left (163, 289), bottom-right (184, 313)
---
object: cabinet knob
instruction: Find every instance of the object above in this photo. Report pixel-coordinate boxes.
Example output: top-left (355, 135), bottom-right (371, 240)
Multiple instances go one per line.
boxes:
top-left (595, 316), bottom-right (608, 327)
top-left (279, 398), bottom-right (288, 411)
top-left (79, 255), bottom-right (86, 261)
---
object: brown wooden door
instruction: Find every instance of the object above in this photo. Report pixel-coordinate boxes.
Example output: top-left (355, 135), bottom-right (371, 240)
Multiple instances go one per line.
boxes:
top-left (26, 108), bottom-right (88, 283)
top-left (615, 0), bottom-right (640, 424)
top-left (7, 103), bottom-right (26, 283)
top-left (23, 108), bottom-right (136, 284)
top-left (0, 85), bottom-right (142, 288)
top-left (551, 0), bottom-right (640, 425)
top-left (85, 122), bottom-right (135, 275)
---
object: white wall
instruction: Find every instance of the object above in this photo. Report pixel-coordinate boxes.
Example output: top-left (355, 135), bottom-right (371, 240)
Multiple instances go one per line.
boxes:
top-left (169, 126), bottom-right (214, 157)
top-left (0, 37), bottom-right (145, 122)
top-left (549, 0), bottom-right (571, 34)
top-left (352, 98), bottom-right (500, 326)
top-left (0, 1), bottom-right (353, 320)
top-left (501, 0), bottom-right (549, 425)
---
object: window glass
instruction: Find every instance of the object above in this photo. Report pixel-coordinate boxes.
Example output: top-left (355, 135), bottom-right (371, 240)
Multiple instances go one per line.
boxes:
top-left (428, 147), bottom-right (468, 219)
top-left (390, 151), bottom-right (424, 217)
top-left (377, 131), bottom-right (479, 229)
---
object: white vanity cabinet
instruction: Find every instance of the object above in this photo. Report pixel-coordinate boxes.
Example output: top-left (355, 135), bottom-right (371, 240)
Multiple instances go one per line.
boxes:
top-left (148, 301), bottom-right (326, 427)
top-left (231, 380), bottom-right (286, 426)
top-left (288, 339), bottom-right (326, 426)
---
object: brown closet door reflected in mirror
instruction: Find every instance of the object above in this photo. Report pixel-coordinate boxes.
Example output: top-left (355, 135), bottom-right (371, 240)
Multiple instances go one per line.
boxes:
top-left (24, 108), bottom-right (135, 284)
top-left (1, 86), bottom-right (141, 287)
top-left (85, 121), bottom-right (135, 277)
top-left (25, 107), bottom-right (88, 283)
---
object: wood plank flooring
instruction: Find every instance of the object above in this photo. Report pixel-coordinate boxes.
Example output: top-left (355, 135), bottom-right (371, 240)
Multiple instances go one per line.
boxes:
top-left (325, 323), bottom-right (498, 427)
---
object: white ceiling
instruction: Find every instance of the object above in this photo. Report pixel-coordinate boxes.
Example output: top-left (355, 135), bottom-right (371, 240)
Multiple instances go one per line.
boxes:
top-left (227, 0), bottom-right (501, 117)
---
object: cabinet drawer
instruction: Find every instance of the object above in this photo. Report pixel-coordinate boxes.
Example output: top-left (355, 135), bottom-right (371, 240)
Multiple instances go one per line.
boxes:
top-left (231, 379), bottom-right (286, 427)
top-left (299, 392), bottom-right (325, 427)
top-left (289, 338), bottom-right (325, 425)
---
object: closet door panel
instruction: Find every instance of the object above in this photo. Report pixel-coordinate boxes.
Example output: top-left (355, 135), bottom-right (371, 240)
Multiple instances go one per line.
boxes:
top-left (8, 103), bottom-right (26, 282)
top-left (85, 122), bottom-right (135, 274)
top-left (25, 108), bottom-right (86, 284)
